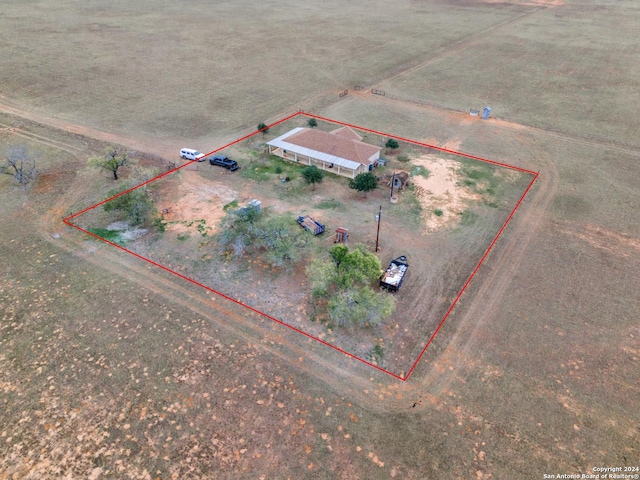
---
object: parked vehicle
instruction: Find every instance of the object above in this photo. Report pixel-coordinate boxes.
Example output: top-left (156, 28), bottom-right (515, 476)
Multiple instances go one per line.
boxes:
top-left (297, 215), bottom-right (325, 235)
top-left (380, 255), bottom-right (408, 292)
top-left (209, 155), bottom-right (239, 171)
top-left (180, 148), bottom-right (205, 161)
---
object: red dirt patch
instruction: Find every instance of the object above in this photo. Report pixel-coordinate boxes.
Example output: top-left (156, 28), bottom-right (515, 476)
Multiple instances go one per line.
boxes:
top-left (160, 170), bottom-right (238, 235)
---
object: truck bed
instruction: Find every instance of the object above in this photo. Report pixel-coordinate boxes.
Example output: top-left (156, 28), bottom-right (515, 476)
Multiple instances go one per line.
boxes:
top-left (297, 215), bottom-right (325, 235)
top-left (380, 256), bottom-right (409, 292)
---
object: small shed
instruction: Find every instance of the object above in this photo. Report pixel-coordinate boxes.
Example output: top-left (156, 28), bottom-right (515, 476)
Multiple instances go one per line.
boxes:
top-left (334, 227), bottom-right (349, 244)
top-left (388, 171), bottom-right (410, 190)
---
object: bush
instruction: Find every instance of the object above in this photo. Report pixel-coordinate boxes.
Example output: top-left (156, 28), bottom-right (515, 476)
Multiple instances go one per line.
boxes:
top-left (153, 217), bottom-right (168, 232)
top-left (103, 183), bottom-right (156, 226)
top-left (217, 208), bottom-right (309, 268)
top-left (257, 122), bottom-right (269, 136)
top-left (223, 200), bottom-right (239, 212)
top-left (385, 138), bottom-right (399, 151)
top-left (329, 287), bottom-right (395, 328)
top-left (88, 228), bottom-right (124, 244)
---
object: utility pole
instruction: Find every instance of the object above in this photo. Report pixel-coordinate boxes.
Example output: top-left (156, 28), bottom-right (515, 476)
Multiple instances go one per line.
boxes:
top-left (375, 205), bottom-right (382, 252)
top-left (390, 171), bottom-right (396, 199)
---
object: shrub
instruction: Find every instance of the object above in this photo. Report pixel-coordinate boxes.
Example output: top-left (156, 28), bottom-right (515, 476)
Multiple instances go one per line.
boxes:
top-left (103, 183), bottom-right (156, 226)
top-left (385, 138), bottom-right (399, 151)
top-left (153, 217), bottom-right (168, 232)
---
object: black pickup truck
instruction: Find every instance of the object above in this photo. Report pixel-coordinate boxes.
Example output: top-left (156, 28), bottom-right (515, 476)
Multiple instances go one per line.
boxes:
top-left (209, 155), bottom-right (239, 171)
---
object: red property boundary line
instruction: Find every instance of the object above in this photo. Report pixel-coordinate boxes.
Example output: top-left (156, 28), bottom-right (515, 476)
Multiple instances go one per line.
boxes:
top-left (64, 111), bottom-right (538, 382)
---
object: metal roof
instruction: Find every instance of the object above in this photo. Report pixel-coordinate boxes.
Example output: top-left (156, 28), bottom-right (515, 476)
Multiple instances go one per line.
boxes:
top-left (267, 128), bottom-right (363, 171)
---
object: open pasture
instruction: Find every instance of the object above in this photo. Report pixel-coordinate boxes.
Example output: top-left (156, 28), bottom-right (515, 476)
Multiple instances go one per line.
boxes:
top-left (1, 0), bottom-right (526, 146)
top-left (378, 2), bottom-right (640, 145)
top-left (1, 0), bottom-right (639, 478)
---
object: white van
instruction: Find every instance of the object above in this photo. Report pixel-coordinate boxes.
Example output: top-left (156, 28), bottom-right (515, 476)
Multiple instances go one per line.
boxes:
top-left (180, 148), bottom-right (205, 161)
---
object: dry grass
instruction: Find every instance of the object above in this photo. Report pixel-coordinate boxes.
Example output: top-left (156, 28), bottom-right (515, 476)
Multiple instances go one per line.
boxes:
top-left (1, 0), bottom-right (639, 478)
top-left (0, 1), bottom-right (524, 147)
top-left (75, 116), bottom-right (533, 376)
top-left (379, 3), bottom-right (640, 146)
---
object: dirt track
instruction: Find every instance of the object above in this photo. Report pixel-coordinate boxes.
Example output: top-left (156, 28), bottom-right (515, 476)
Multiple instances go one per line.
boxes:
top-left (0, 86), bottom-right (559, 416)
top-left (0, 107), bottom-right (385, 410)
top-left (0, 0), bottom-right (609, 406)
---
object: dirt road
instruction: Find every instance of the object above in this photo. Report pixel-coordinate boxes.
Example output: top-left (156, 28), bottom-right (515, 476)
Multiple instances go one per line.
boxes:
top-left (0, 91), bottom-right (558, 413)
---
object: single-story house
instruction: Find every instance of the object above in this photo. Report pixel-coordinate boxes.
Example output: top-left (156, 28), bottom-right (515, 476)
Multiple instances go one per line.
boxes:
top-left (266, 126), bottom-right (382, 179)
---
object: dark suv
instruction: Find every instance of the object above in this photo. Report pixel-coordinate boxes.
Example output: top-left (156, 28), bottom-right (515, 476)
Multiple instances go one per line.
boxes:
top-left (209, 155), bottom-right (239, 171)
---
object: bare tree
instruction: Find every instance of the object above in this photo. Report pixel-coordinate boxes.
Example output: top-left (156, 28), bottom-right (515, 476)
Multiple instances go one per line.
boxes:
top-left (88, 146), bottom-right (131, 180)
top-left (2, 146), bottom-right (37, 188)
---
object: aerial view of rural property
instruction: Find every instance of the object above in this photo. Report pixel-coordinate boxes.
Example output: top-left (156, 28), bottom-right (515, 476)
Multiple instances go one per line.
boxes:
top-left (1, 1), bottom-right (638, 479)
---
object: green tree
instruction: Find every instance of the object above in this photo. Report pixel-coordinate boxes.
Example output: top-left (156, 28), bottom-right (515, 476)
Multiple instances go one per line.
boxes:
top-left (308, 118), bottom-right (318, 128)
top-left (328, 287), bottom-right (395, 328)
top-left (349, 172), bottom-right (378, 196)
top-left (103, 183), bottom-right (155, 225)
top-left (308, 244), bottom-right (381, 293)
top-left (337, 245), bottom-right (382, 288)
top-left (89, 146), bottom-right (131, 180)
top-left (217, 207), bottom-right (308, 268)
top-left (306, 259), bottom-right (335, 297)
top-left (301, 165), bottom-right (324, 190)
top-left (306, 244), bottom-right (393, 328)
top-left (257, 122), bottom-right (269, 137)
top-left (329, 244), bottom-right (349, 271)
top-left (385, 138), bottom-right (399, 152)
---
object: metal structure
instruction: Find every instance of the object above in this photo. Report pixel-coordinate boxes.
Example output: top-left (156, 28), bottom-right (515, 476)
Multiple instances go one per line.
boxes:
top-left (334, 227), bottom-right (349, 244)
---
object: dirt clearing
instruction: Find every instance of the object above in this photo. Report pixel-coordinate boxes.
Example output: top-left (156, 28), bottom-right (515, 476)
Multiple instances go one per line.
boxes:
top-left (411, 154), bottom-right (478, 231)
top-left (160, 171), bottom-right (238, 235)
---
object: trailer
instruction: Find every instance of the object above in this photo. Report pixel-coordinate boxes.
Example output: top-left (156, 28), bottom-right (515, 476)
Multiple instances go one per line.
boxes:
top-left (380, 255), bottom-right (409, 292)
top-left (297, 215), bottom-right (325, 235)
